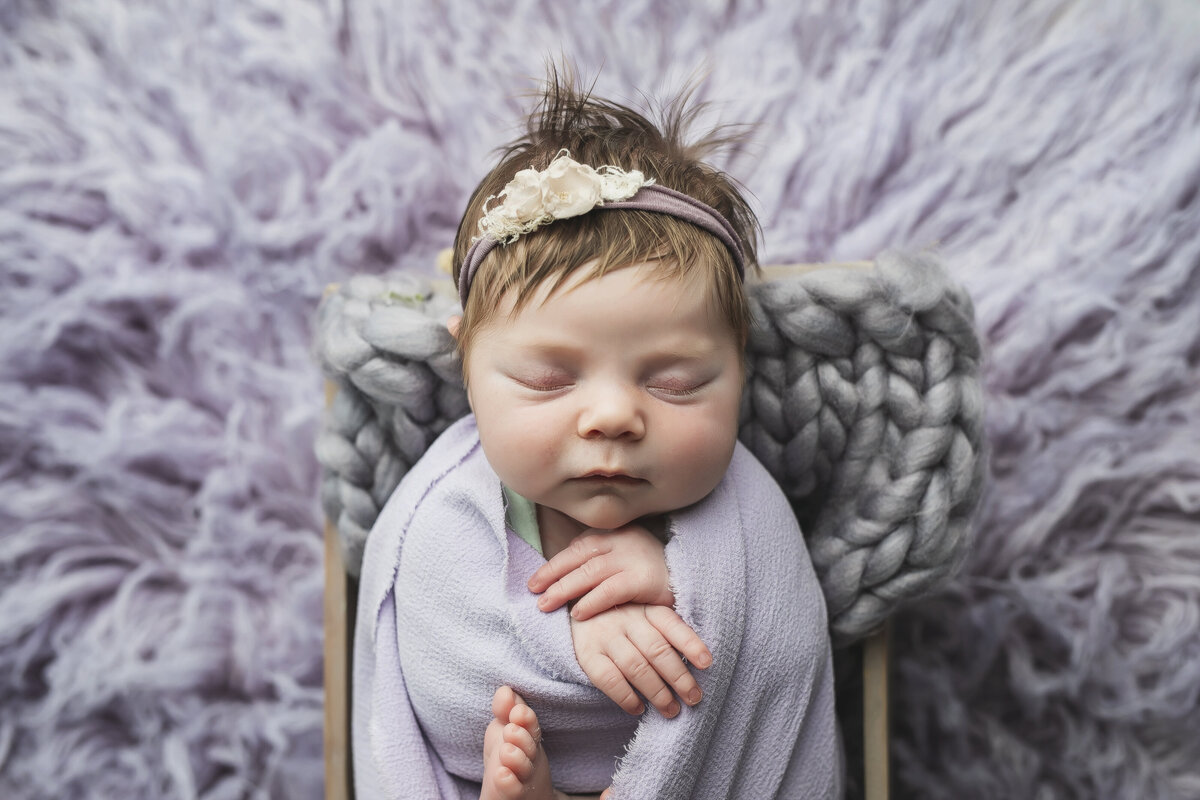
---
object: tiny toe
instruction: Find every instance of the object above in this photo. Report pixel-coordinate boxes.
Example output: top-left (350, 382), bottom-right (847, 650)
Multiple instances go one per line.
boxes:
top-left (483, 717), bottom-right (505, 760)
top-left (499, 741), bottom-right (534, 782)
top-left (492, 765), bottom-right (524, 800)
top-left (504, 722), bottom-right (538, 760)
top-left (509, 702), bottom-right (542, 740)
top-left (492, 686), bottom-right (518, 721)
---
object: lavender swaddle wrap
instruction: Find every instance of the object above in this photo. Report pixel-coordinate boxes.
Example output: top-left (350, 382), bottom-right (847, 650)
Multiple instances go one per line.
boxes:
top-left (353, 416), bottom-right (841, 799)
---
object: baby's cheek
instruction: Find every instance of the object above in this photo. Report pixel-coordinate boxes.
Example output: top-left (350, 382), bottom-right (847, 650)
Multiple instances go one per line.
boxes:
top-left (498, 416), bottom-right (562, 483)
top-left (664, 418), bottom-right (737, 485)
top-left (513, 415), bottom-right (561, 466)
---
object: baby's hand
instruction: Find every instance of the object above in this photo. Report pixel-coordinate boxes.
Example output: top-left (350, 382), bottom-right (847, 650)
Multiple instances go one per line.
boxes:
top-left (528, 525), bottom-right (674, 620)
top-left (570, 604), bottom-right (712, 718)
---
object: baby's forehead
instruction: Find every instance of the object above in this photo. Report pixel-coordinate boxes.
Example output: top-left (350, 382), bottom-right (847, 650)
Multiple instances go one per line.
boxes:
top-left (458, 251), bottom-right (748, 371)
top-left (483, 263), bottom-right (733, 349)
top-left (508, 257), bottom-right (719, 309)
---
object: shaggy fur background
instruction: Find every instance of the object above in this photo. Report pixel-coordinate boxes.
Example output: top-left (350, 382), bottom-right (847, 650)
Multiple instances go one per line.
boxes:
top-left (2, 1), bottom-right (1198, 798)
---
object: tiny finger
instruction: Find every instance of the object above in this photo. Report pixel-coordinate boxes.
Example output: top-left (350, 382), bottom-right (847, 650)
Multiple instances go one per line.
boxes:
top-left (581, 653), bottom-right (645, 716)
top-left (528, 552), bottom-right (584, 593)
top-left (648, 606), bottom-right (712, 669)
top-left (609, 641), bottom-right (678, 719)
top-left (627, 624), bottom-right (704, 708)
top-left (570, 574), bottom-right (638, 620)
top-left (528, 534), bottom-right (612, 592)
top-left (537, 555), bottom-right (617, 612)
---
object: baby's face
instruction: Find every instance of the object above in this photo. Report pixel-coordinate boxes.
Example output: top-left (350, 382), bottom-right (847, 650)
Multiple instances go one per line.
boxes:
top-left (464, 262), bottom-right (743, 531)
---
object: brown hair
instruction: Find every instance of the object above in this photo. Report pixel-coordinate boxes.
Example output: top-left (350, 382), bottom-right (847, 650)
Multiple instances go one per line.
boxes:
top-left (452, 69), bottom-right (760, 362)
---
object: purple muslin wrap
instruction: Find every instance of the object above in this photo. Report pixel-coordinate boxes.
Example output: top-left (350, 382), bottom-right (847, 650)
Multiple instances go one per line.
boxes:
top-left (353, 416), bottom-right (842, 799)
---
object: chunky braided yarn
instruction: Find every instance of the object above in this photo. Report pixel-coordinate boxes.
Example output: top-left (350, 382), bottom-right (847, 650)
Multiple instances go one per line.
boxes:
top-left (741, 251), bottom-right (985, 642)
top-left (314, 250), bottom-right (985, 643)
top-left (314, 272), bottom-right (467, 572)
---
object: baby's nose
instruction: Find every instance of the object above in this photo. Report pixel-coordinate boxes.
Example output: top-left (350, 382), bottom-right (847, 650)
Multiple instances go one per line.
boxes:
top-left (578, 385), bottom-right (646, 440)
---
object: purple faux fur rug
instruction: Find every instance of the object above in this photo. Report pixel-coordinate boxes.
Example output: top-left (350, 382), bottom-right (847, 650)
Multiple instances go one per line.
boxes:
top-left (2, 1), bottom-right (1198, 798)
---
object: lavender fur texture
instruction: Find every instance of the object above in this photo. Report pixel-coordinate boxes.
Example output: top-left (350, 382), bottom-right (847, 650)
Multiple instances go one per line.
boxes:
top-left (2, 1), bottom-right (1198, 799)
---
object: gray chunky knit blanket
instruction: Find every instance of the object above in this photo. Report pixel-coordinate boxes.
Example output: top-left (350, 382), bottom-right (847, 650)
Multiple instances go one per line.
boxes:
top-left (315, 250), bottom-right (985, 644)
top-left (2, 1), bottom-right (1198, 799)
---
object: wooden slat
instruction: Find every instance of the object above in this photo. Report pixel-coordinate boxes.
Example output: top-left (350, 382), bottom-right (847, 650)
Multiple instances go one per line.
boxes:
top-left (324, 379), bottom-right (352, 800)
top-left (757, 260), bottom-right (874, 281)
top-left (862, 623), bottom-right (891, 800)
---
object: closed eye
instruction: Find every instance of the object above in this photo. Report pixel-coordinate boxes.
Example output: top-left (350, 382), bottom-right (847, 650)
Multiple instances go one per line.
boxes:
top-left (512, 372), bottom-right (574, 392)
top-left (647, 379), bottom-right (707, 398)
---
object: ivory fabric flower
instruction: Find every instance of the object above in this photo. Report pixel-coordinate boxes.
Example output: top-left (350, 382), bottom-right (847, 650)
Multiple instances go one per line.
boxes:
top-left (476, 151), bottom-right (652, 243)
top-left (599, 169), bottom-right (647, 201)
top-left (541, 157), bottom-right (602, 217)
top-left (499, 168), bottom-right (546, 222)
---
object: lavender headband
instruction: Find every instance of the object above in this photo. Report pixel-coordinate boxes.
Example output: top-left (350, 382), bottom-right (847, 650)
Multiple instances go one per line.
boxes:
top-left (457, 151), bottom-right (746, 307)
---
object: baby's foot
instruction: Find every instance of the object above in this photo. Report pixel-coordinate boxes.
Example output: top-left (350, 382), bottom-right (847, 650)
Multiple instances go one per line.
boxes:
top-left (481, 686), bottom-right (555, 800)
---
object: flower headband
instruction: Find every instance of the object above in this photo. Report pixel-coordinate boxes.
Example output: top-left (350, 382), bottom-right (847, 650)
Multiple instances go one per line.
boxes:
top-left (458, 150), bottom-right (746, 306)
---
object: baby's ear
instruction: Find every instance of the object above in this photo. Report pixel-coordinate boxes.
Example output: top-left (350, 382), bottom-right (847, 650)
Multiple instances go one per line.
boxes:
top-left (447, 315), bottom-right (462, 340)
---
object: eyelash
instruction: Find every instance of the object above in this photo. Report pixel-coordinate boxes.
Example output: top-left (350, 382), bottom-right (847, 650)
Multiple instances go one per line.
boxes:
top-left (514, 375), bottom-right (573, 392)
top-left (648, 383), bottom-right (702, 397)
top-left (511, 373), bottom-right (706, 396)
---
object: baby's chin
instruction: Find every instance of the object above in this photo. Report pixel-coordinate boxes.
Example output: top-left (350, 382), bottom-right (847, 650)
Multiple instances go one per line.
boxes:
top-left (548, 500), bottom-right (647, 533)
top-left (568, 510), bottom-right (638, 533)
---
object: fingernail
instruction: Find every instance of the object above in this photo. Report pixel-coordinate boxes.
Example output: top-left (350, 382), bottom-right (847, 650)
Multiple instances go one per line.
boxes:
top-left (537, 595), bottom-right (550, 609)
top-left (687, 689), bottom-right (702, 705)
top-left (665, 702), bottom-right (680, 717)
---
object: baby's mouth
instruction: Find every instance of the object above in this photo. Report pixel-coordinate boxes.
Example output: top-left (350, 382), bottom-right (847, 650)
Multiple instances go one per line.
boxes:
top-left (574, 471), bottom-right (646, 486)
